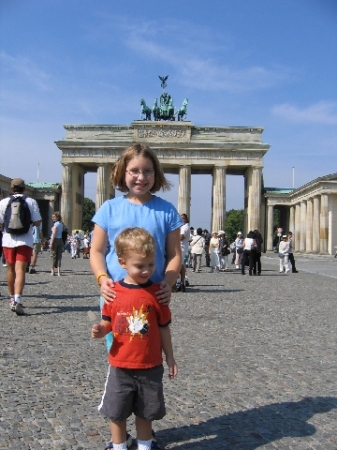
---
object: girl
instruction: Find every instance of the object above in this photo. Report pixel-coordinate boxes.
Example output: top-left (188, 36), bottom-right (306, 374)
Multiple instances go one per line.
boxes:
top-left (90, 144), bottom-right (182, 450)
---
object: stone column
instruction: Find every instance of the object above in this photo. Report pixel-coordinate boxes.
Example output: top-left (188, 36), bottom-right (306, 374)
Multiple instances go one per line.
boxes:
top-left (247, 167), bottom-right (262, 231)
top-left (289, 206), bottom-right (295, 235)
top-left (178, 166), bottom-right (191, 219)
top-left (320, 194), bottom-right (329, 254)
top-left (267, 204), bottom-right (274, 251)
top-left (295, 203), bottom-right (300, 252)
top-left (106, 165), bottom-right (115, 200)
top-left (61, 163), bottom-right (73, 230)
top-left (96, 164), bottom-right (109, 210)
top-left (211, 166), bottom-right (226, 232)
top-left (305, 198), bottom-right (313, 253)
top-left (312, 196), bottom-right (320, 253)
top-left (299, 201), bottom-right (306, 253)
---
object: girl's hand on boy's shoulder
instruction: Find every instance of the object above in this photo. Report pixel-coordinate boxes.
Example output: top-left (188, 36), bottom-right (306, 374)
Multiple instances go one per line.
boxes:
top-left (100, 277), bottom-right (116, 303)
top-left (155, 281), bottom-right (171, 305)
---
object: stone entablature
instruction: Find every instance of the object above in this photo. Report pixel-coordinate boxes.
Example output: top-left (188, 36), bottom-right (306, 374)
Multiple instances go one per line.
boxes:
top-left (56, 122), bottom-right (269, 175)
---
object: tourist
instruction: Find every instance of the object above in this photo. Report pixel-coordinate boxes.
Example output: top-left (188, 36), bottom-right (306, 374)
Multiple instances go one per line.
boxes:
top-left (50, 211), bottom-right (64, 276)
top-left (89, 143), bottom-right (182, 449)
top-left (70, 233), bottom-right (78, 259)
top-left (252, 229), bottom-right (263, 275)
top-left (209, 231), bottom-right (219, 273)
top-left (0, 178), bottom-right (42, 315)
top-left (92, 227), bottom-right (177, 450)
top-left (218, 230), bottom-right (230, 271)
top-left (178, 213), bottom-right (190, 292)
top-left (83, 234), bottom-right (90, 259)
top-left (190, 227), bottom-right (205, 272)
top-left (29, 223), bottom-right (43, 274)
top-left (279, 235), bottom-right (290, 274)
top-left (203, 229), bottom-right (211, 267)
top-left (287, 231), bottom-right (298, 273)
top-left (241, 231), bottom-right (255, 275)
top-left (234, 232), bottom-right (244, 269)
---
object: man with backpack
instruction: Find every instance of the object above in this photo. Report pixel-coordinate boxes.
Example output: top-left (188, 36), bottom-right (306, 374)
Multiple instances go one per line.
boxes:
top-left (0, 178), bottom-right (42, 315)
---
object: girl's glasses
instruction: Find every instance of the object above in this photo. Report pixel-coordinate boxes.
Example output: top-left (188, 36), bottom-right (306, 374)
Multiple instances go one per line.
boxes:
top-left (126, 169), bottom-right (155, 178)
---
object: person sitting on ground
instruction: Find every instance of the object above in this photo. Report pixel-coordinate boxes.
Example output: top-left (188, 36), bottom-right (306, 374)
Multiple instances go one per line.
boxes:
top-left (91, 227), bottom-right (177, 450)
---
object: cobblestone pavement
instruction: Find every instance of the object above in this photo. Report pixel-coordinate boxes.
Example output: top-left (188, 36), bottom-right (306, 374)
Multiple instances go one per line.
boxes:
top-left (1, 251), bottom-right (337, 449)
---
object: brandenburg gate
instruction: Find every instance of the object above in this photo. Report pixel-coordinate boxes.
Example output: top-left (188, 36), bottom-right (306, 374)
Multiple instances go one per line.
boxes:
top-left (55, 121), bottom-right (270, 233)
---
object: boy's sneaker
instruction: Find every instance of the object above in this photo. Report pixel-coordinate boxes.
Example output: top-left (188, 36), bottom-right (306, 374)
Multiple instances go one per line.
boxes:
top-left (30, 268), bottom-right (37, 274)
top-left (104, 433), bottom-right (133, 450)
top-left (13, 302), bottom-right (25, 316)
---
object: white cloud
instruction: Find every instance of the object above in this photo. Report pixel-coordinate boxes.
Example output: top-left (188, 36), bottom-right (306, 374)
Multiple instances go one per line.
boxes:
top-left (0, 51), bottom-right (52, 91)
top-left (272, 101), bottom-right (337, 125)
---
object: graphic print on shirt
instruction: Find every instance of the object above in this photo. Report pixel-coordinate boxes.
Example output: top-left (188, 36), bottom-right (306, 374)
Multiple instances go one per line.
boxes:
top-left (114, 303), bottom-right (150, 341)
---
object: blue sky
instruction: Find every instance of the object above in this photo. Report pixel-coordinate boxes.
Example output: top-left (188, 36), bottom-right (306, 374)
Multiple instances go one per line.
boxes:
top-left (1, 0), bottom-right (337, 229)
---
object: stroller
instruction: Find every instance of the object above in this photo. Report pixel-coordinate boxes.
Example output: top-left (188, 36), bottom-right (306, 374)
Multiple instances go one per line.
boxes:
top-left (334, 246), bottom-right (337, 258)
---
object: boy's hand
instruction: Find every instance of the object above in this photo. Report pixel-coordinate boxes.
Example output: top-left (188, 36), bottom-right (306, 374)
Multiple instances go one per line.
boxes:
top-left (166, 356), bottom-right (178, 379)
top-left (91, 324), bottom-right (106, 339)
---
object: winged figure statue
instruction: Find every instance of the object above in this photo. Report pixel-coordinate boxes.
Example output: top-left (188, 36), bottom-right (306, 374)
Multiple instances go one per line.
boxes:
top-left (159, 75), bottom-right (169, 89)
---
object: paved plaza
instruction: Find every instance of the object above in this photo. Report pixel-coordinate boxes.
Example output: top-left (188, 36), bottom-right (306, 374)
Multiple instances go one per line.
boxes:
top-left (1, 251), bottom-right (337, 449)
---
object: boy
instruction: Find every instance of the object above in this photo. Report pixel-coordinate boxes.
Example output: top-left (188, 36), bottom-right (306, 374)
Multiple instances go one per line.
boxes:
top-left (91, 227), bottom-right (177, 450)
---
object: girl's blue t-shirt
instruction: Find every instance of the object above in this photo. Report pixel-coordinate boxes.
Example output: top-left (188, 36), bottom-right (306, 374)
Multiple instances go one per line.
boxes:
top-left (92, 195), bottom-right (183, 283)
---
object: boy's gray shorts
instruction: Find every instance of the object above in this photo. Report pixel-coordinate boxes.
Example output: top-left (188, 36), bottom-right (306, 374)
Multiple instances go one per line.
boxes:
top-left (98, 365), bottom-right (166, 422)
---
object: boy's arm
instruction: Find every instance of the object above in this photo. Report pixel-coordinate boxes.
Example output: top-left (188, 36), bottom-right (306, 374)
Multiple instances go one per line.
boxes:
top-left (91, 319), bottom-right (111, 339)
top-left (160, 326), bottom-right (178, 379)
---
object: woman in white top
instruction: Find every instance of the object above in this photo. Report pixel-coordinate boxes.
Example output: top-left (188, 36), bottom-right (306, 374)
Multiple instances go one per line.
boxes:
top-left (234, 232), bottom-right (244, 269)
top-left (241, 231), bottom-right (255, 275)
top-left (190, 227), bottom-right (205, 272)
top-left (278, 235), bottom-right (290, 273)
top-left (209, 231), bottom-right (220, 272)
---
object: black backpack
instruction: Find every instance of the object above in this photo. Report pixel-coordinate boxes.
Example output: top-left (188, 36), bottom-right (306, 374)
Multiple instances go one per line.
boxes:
top-left (61, 225), bottom-right (68, 244)
top-left (4, 195), bottom-right (32, 235)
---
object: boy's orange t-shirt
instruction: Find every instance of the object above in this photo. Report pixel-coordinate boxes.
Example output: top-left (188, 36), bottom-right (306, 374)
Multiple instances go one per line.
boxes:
top-left (101, 280), bottom-right (171, 369)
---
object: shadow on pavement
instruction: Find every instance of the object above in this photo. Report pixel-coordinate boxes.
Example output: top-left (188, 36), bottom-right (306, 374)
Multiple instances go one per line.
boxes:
top-left (155, 396), bottom-right (337, 449)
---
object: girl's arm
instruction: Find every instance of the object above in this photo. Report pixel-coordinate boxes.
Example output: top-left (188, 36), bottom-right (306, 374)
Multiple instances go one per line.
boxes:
top-left (90, 224), bottom-right (116, 301)
top-left (156, 228), bottom-right (182, 303)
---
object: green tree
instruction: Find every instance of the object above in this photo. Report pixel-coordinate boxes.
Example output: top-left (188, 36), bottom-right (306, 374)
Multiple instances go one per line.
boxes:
top-left (225, 209), bottom-right (244, 243)
top-left (82, 197), bottom-right (95, 232)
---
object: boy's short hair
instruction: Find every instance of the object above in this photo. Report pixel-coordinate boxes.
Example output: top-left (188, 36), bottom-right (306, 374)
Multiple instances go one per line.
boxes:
top-left (115, 227), bottom-right (156, 259)
top-left (110, 144), bottom-right (172, 193)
